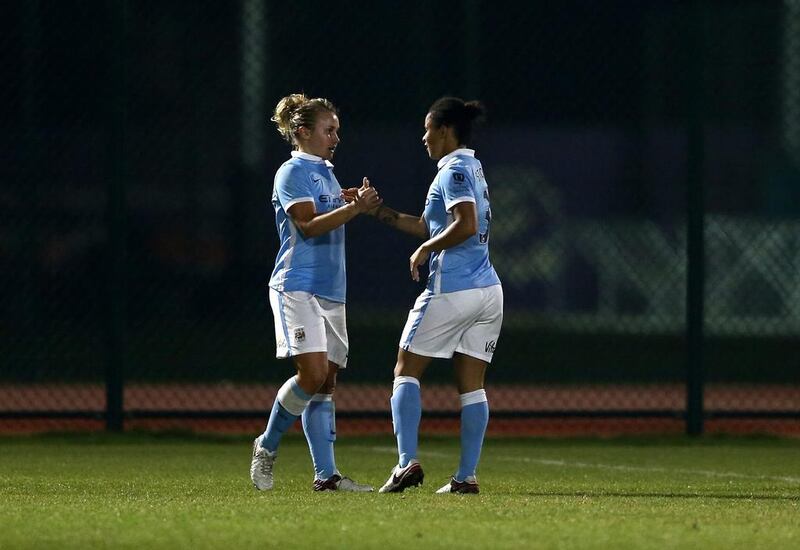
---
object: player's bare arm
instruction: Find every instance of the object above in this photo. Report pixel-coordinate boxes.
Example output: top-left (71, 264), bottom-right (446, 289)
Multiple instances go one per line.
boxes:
top-left (410, 201), bottom-right (477, 281)
top-left (371, 205), bottom-right (428, 239)
top-left (291, 178), bottom-right (381, 238)
top-left (341, 186), bottom-right (427, 239)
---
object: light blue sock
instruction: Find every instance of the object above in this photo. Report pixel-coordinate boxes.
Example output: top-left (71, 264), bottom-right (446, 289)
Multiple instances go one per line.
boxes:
top-left (390, 376), bottom-right (421, 468)
top-left (455, 390), bottom-right (489, 481)
top-left (260, 376), bottom-right (312, 452)
top-left (302, 395), bottom-right (337, 480)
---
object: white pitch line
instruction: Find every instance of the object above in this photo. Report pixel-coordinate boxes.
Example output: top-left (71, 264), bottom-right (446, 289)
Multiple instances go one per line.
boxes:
top-left (369, 446), bottom-right (800, 484)
top-left (497, 456), bottom-right (800, 485)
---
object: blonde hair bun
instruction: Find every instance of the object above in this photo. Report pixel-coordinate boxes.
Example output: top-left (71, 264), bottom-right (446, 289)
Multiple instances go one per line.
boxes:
top-left (271, 94), bottom-right (337, 145)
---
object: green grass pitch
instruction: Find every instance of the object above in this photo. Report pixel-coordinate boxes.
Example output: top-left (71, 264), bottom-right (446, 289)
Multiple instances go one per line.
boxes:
top-left (1, 434), bottom-right (798, 549)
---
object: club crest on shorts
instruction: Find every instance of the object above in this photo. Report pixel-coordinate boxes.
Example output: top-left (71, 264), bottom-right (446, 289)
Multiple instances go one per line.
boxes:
top-left (293, 326), bottom-right (306, 342)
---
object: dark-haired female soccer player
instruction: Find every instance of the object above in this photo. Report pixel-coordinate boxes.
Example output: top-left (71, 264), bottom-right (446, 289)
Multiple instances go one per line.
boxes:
top-left (369, 97), bottom-right (503, 494)
top-left (249, 93), bottom-right (381, 492)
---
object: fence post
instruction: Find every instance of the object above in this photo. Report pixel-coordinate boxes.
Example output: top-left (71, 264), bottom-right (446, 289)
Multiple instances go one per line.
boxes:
top-left (686, 0), bottom-right (706, 436)
top-left (105, 0), bottom-right (128, 432)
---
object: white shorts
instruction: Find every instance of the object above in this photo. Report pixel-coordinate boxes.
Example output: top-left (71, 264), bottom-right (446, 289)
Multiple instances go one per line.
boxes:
top-left (269, 289), bottom-right (349, 368)
top-left (399, 284), bottom-right (503, 363)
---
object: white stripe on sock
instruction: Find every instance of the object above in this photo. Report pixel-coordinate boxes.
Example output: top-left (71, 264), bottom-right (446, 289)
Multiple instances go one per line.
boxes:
top-left (460, 388), bottom-right (487, 407)
top-left (310, 393), bottom-right (333, 402)
top-left (277, 376), bottom-right (311, 416)
top-left (393, 376), bottom-right (421, 392)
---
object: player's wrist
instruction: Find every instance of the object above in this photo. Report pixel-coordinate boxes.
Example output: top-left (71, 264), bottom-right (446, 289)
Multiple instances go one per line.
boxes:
top-left (345, 201), bottom-right (361, 214)
top-left (355, 201), bottom-right (373, 215)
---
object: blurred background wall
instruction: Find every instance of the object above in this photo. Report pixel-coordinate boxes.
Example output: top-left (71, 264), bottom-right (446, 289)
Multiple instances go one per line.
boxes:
top-left (1, 0), bottom-right (797, 434)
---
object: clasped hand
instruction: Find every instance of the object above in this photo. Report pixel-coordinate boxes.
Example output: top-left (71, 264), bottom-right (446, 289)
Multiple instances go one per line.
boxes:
top-left (341, 178), bottom-right (382, 214)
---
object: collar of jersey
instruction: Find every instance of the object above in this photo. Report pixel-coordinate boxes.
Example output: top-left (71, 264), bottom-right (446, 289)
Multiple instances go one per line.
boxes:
top-left (291, 150), bottom-right (334, 168)
top-left (437, 148), bottom-right (475, 169)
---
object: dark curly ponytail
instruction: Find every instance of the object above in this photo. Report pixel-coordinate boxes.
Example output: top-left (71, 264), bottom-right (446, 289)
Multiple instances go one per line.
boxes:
top-left (428, 97), bottom-right (486, 145)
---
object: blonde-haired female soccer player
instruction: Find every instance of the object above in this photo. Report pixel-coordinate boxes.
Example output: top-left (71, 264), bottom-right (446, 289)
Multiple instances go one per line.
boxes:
top-left (250, 93), bottom-right (381, 492)
top-left (369, 97), bottom-right (503, 494)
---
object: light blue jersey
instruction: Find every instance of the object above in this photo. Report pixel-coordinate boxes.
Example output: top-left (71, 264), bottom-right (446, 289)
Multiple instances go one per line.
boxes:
top-left (424, 149), bottom-right (501, 294)
top-left (268, 151), bottom-right (347, 303)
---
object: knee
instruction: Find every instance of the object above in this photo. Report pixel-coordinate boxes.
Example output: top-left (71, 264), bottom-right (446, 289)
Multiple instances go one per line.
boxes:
top-left (393, 351), bottom-right (427, 379)
top-left (309, 371), bottom-right (328, 392)
top-left (318, 378), bottom-right (336, 394)
top-left (301, 368), bottom-right (328, 394)
top-left (393, 363), bottom-right (419, 380)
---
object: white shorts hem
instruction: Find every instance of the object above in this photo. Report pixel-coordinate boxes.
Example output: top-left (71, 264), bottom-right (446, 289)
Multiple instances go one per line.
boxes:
top-left (276, 346), bottom-right (328, 359)
top-left (401, 345), bottom-right (453, 359)
top-left (454, 346), bottom-right (494, 363)
top-left (276, 349), bottom-right (348, 369)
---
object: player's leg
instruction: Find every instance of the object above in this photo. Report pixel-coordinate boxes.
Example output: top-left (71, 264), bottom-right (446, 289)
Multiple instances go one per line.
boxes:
top-left (442, 352), bottom-right (488, 493)
top-left (252, 290), bottom-right (329, 490)
top-left (391, 290), bottom-right (455, 470)
top-left (251, 351), bottom-right (327, 490)
top-left (381, 290), bottom-right (471, 493)
top-left (391, 349), bottom-right (431, 468)
top-left (378, 348), bottom-right (432, 493)
top-left (437, 285), bottom-right (502, 494)
top-left (302, 297), bottom-right (372, 491)
top-left (259, 290), bottom-right (330, 453)
top-left (302, 361), bottom-right (339, 484)
top-left (261, 352), bottom-right (328, 452)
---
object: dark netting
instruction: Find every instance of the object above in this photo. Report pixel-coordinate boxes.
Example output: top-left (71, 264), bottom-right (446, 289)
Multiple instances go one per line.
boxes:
top-left (1, 0), bottom-right (796, 436)
top-left (702, 1), bottom-right (800, 434)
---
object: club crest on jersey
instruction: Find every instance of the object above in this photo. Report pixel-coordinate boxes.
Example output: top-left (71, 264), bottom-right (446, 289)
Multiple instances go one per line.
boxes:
top-left (294, 327), bottom-right (306, 342)
top-left (452, 172), bottom-right (465, 183)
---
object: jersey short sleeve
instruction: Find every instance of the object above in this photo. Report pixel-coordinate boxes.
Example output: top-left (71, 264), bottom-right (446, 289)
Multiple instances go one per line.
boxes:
top-left (275, 163), bottom-right (314, 211)
top-left (440, 166), bottom-right (477, 211)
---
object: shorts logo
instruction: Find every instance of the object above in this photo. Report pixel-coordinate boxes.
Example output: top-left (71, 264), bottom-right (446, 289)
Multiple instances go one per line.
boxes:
top-left (294, 327), bottom-right (306, 342)
top-left (484, 340), bottom-right (496, 354)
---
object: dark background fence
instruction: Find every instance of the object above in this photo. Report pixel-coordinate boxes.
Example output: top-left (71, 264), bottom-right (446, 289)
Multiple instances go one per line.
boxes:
top-left (1, 0), bottom-right (798, 435)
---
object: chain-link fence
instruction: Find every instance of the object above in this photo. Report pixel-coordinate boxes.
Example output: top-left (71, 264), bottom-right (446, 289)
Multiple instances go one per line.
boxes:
top-left (1, 0), bottom-right (797, 436)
